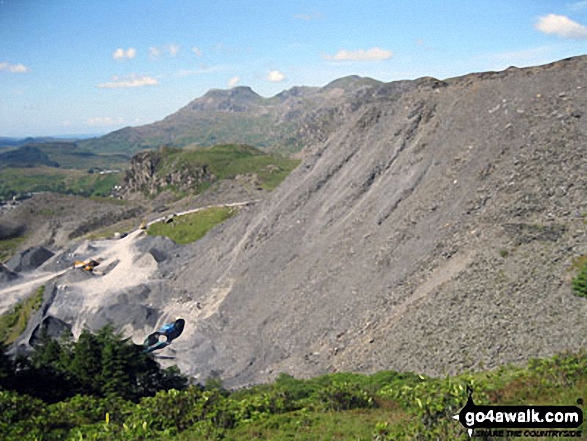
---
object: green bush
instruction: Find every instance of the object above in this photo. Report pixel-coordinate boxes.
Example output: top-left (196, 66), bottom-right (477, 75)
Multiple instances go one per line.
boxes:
top-left (313, 381), bottom-right (376, 411)
top-left (572, 259), bottom-right (587, 298)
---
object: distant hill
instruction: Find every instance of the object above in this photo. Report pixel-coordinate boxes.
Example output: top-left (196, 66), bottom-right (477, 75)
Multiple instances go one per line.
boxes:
top-left (78, 77), bottom-right (392, 155)
top-left (0, 146), bottom-right (59, 168)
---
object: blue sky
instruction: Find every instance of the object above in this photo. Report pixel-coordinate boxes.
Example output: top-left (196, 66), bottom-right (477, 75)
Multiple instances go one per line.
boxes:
top-left (2, 0), bottom-right (587, 137)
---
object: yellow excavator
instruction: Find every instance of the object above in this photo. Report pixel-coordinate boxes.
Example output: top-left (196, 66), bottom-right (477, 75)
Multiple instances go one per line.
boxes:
top-left (73, 259), bottom-right (100, 272)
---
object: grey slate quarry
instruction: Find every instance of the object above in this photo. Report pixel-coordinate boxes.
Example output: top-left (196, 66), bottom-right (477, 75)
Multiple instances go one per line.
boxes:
top-left (9, 55), bottom-right (587, 388)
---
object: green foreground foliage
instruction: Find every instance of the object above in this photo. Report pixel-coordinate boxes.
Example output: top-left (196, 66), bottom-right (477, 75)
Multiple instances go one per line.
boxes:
top-left (147, 206), bottom-right (238, 245)
top-left (0, 326), bottom-right (585, 440)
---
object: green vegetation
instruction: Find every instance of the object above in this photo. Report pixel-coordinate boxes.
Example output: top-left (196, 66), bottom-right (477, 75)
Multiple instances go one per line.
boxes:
top-left (571, 256), bottom-right (587, 298)
top-left (0, 166), bottom-right (124, 200)
top-left (0, 236), bottom-right (25, 263)
top-left (153, 144), bottom-right (301, 193)
top-left (148, 206), bottom-right (238, 244)
top-left (0, 335), bottom-right (585, 440)
top-left (0, 286), bottom-right (44, 345)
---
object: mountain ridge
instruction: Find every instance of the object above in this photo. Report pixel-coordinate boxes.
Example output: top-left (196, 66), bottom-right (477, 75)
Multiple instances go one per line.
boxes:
top-left (77, 75), bottom-right (388, 154)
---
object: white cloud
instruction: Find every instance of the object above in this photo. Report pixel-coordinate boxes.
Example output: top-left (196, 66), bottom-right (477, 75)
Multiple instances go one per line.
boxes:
top-left (168, 44), bottom-right (179, 57)
top-left (227, 76), bottom-right (240, 87)
top-left (112, 48), bottom-right (136, 60)
top-left (149, 47), bottom-right (162, 59)
top-left (266, 70), bottom-right (286, 82)
top-left (191, 46), bottom-right (202, 56)
top-left (535, 14), bottom-right (587, 39)
top-left (86, 117), bottom-right (125, 126)
top-left (97, 74), bottom-right (158, 89)
top-left (323, 47), bottom-right (393, 61)
top-left (150, 44), bottom-right (180, 59)
top-left (0, 62), bottom-right (30, 73)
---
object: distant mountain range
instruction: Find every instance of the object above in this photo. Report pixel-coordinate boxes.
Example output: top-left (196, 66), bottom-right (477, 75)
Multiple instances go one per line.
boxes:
top-left (78, 76), bottom-right (390, 155)
top-left (0, 135), bottom-right (101, 148)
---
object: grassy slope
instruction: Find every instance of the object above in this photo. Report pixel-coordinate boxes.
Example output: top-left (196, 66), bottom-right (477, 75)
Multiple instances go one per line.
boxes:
top-left (0, 237), bottom-right (25, 263)
top-left (147, 206), bottom-right (238, 244)
top-left (175, 353), bottom-right (587, 441)
top-left (155, 144), bottom-right (301, 192)
top-left (0, 286), bottom-right (44, 344)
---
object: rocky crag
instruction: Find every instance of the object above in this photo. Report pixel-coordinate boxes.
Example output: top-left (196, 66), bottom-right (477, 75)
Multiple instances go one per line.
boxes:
top-left (5, 56), bottom-right (587, 387)
top-left (122, 149), bottom-right (214, 197)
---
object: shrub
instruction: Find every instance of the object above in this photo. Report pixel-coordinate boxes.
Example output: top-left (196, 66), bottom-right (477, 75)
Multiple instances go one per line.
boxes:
top-left (572, 259), bottom-right (587, 298)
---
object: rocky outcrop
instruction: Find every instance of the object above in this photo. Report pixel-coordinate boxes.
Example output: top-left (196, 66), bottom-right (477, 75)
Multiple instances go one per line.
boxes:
top-left (122, 148), bottom-right (214, 196)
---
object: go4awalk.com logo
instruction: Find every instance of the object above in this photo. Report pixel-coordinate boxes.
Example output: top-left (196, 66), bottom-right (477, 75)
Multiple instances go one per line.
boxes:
top-left (452, 387), bottom-right (584, 438)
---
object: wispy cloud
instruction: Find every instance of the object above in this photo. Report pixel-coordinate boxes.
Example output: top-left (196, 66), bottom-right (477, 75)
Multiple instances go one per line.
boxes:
top-left (0, 62), bottom-right (30, 73)
top-left (535, 14), bottom-right (587, 39)
top-left (168, 44), bottom-right (179, 57)
top-left (191, 46), bottom-right (203, 56)
top-left (97, 74), bottom-right (158, 89)
top-left (266, 70), bottom-right (286, 82)
top-left (149, 44), bottom-right (180, 60)
top-left (294, 12), bottom-right (323, 21)
top-left (227, 76), bottom-right (240, 87)
top-left (323, 47), bottom-right (393, 61)
top-left (567, 1), bottom-right (587, 12)
top-left (86, 117), bottom-right (125, 126)
top-left (178, 64), bottom-right (226, 77)
top-left (112, 48), bottom-right (136, 60)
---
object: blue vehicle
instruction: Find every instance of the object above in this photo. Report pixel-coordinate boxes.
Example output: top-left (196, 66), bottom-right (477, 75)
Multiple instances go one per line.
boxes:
top-left (143, 318), bottom-right (185, 353)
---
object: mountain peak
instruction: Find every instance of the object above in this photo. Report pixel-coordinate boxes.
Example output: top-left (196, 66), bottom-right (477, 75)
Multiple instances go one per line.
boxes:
top-left (202, 86), bottom-right (261, 100)
top-left (324, 75), bottom-right (381, 91)
top-left (187, 86), bottom-right (264, 113)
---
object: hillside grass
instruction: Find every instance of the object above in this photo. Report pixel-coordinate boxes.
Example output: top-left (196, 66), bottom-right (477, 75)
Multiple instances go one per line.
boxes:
top-left (147, 206), bottom-right (238, 244)
top-left (0, 236), bottom-right (25, 263)
top-left (0, 286), bottom-right (44, 345)
top-left (0, 166), bottom-right (124, 200)
top-left (156, 144), bottom-right (301, 192)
